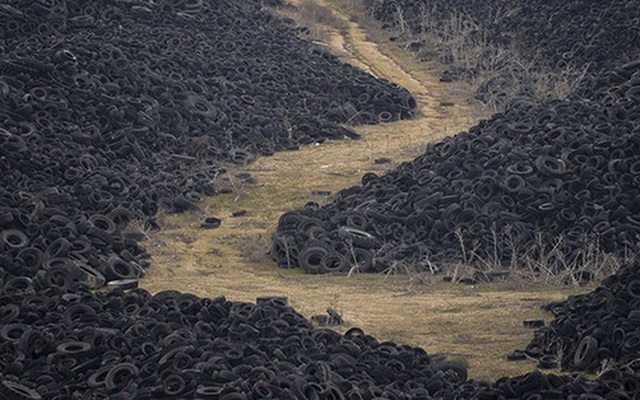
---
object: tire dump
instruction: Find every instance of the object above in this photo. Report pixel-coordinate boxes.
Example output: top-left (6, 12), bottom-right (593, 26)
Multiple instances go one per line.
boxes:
top-left (1, 0), bottom-right (640, 398)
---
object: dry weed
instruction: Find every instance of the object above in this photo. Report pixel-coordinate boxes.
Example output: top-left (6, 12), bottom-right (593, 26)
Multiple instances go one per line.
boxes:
top-left (275, 0), bottom-right (349, 43)
top-left (237, 234), bottom-right (273, 263)
top-left (386, 4), bottom-right (590, 111)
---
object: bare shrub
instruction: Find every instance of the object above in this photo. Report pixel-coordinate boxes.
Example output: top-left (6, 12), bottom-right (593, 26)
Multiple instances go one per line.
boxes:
top-left (238, 234), bottom-right (273, 263)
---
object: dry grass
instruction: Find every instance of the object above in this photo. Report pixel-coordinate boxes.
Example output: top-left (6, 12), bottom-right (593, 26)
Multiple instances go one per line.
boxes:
top-left (139, 0), bottom-right (595, 381)
top-left (434, 226), bottom-right (629, 288)
top-left (386, 4), bottom-right (591, 111)
top-left (276, 0), bottom-right (349, 42)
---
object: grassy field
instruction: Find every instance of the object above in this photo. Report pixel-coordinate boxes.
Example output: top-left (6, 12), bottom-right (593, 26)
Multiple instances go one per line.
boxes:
top-left (139, 0), bottom-right (595, 381)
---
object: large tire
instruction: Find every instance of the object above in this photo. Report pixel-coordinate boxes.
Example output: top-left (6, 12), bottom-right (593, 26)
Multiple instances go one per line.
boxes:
top-left (298, 246), bottom-right (330, 274)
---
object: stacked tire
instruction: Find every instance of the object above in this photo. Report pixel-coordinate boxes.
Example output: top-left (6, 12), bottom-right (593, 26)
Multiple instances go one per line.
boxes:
top-left (272, 59), bottom-right (640, 276)
top-left (0, 0), bottom-right (416, 285)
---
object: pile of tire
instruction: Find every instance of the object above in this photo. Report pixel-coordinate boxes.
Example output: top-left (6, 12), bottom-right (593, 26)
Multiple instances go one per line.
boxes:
top-left (519, 255), bottom-right (640, 373)
top-left (271, 58), bottom-right (640, 275)
top-left (3, 278), bottom-right (640, 399)
top-left (453, 369), bottom-right (640, 399)
top-left (0, 0), bottom-right (416, 286)
top-left (0, 280), bottom-right (467, 399)
top-left (363, 0), bottom-right (640, 105)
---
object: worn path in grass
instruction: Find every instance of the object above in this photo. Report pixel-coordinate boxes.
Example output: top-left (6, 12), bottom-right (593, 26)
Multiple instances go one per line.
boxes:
top-left (140, 0), bottom-right (591, 380)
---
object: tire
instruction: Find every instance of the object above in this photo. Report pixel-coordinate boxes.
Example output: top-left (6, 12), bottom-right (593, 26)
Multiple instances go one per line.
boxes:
top-left (163, 374), bottom-right (186, 396)
top-left (0, 323), bottom-right (30, 342)
top-left (103, 257), bottom-right (136, 281)
top-left (256, 296), bottom-right (288, 307)
top-left (89, 214), bottom-right (117, 234)
top-left (574, 335), bottom-right (598, 369)
top-left (537, 355), bottom-right (558, 369)
top-left (277, 211), bottom-right (305, 232)
top-left (432, 360), bottom-right (468, 382)
top-left (504, 175), bottom-right (525, 193)
top-left (15, 247), bottom-right (43, 275)
top-left (56, 341), bottom-right (93, 358)
top-left (322, 252), bottom-right (348, 273)
top-left (200, 216), bottom-right (221, 229)
top-left (3, 276), bottom-right (35, 295)
top-left (0, 229), bottom-right (29, 251)
top-left (0, 304), bottom-right (19, 324)
top-left (298, 246), bottom-right (330, 274)
top-left (105, 363), bottom-right (139, 391)
top-left (338, 227), bottom-right (378, 249)
top-left (46, 237), bottom-right (71, 258)
top-left (196, 386), bottom-right (224, 399)
top-left (535, 155), bottom-right (566, 176)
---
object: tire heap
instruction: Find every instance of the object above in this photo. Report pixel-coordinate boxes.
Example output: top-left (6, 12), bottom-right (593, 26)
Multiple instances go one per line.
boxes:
top-left (364, 0), bottom-right (640, 105)
top-left (3, 280), bottom-right (640, 399)
top-left (520, 256), bottom-right (640, 374)
top-left (453, 369), bottom-right (640, 399)
top-left (0, 281), bottom-right (468, 399)
top-left (271, 59), bottom-right (640, 275)
top-left (0, 0), bottom-right (416, 288)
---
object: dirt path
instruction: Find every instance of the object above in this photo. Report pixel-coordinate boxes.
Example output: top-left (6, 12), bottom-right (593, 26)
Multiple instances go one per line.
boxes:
top-left (140, 0), bottom-right (588, 380)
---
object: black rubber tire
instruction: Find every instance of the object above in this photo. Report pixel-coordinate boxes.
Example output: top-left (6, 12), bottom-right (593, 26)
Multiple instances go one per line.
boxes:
top-left (163, 374), bottom-right (186, 396)
top-left (338, 227), bottom-right (378, 249)
top-left (504, 175), bottom-right (525, 193)
top-left (0, 304), bottom-right (20, 324)
top-left (103, 257), bottom-right (136, 281)
top-left (574, 335), bottom-right (598, 369)
top-left (256, 296), bottom-right (288, 307)
top-left (298, 246), bottom-right (329, 274)
top-left (537, 355), bottom-right (558, 369)
top-left (535, 155), bottom-right (566, 176)
top-left (0, 229), bottom-right (29, 251)
top-left (0, 323), bottom-right (30, 342)
top-left (322, 252), bottom-right (348, 273)
top-left (200, 216), bottom-right (222, 229)
top-left (56, 341), bottom-right (93, 358)
top-left (105, 363), bottom-right (139, 391)
top-left (196, 386), bottom-right (224, 399)
top-left (432, 360), bottom-right (468, 382)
